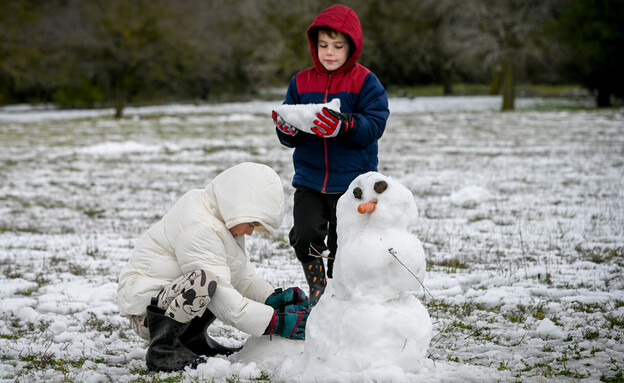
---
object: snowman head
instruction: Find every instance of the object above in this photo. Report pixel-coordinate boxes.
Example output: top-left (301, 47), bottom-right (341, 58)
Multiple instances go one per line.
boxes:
top-left (337, 172), bottom-right (418, 236)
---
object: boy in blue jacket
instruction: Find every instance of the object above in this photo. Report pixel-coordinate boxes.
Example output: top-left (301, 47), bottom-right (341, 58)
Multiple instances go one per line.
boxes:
top-left (273, 4), bottom-right (389, 306)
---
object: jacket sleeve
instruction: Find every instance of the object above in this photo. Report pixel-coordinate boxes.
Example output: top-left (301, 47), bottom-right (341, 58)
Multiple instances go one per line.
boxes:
top-left (276, 75), bottom-right (304, 148)
top-left (175, 223), bottom-right (274, 337)
top-left (344, 72), bottom-right (389, 147)
top-left (235, 261), bottom-right (275, 303)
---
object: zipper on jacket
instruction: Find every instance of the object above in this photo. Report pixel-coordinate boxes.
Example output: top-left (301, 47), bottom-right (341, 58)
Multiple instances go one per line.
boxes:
top-left (323, 72), bottom-right (332, 103)
top-left (321, 73), bottom-right (333, 192)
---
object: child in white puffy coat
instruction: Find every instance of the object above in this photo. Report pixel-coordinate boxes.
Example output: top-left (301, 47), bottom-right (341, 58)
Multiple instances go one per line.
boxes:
top-left (117, 162), bottom-right (310, 372)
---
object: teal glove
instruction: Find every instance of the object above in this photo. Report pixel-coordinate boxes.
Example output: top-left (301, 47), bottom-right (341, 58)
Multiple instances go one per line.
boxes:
top-left (265, 287), bottom-right (310, 311)
top-left (264, 307), bottom-right (309, 340)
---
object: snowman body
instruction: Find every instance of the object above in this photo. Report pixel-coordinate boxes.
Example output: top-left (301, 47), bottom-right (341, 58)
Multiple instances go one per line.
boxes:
top-left (332, 226), bottom-right (425, 300)
top-left (304, 287), bottom-right (431, 372)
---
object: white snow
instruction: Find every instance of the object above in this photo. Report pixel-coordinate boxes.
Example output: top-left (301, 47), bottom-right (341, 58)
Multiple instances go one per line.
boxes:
top-left (1, 96), bottom-right (623, 382)
top-left (232, 336), bottom-right (304, 370)
top-left (80, 141), bottom-right (161, 156)
top-left (450, 185), bottom-right (492, 207)
top-left (534, 318), bottom-right (567, 339)
top-left (273, 98), bottom-right (341, 134)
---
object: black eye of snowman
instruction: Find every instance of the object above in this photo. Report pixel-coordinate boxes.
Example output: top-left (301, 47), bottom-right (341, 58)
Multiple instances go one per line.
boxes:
top-left (353, 187), bottom-right (363, 199)
top-left (374, 181), bottom-right (388, 194)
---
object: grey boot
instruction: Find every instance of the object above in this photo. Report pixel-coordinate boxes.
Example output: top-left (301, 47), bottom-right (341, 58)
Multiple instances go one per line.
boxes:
top-left (302, 258), bottom-right (327, 306)
top-left (145, 305), bottom-right (202, 372)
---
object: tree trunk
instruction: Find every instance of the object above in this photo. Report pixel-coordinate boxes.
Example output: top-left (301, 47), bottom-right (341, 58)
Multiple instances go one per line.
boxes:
top-left (501, 60), bottom-right (515, 111)
top-left (596, 88), bottom-right (611, 108)
top-left (443, 64), bottom-right (453, 96)
top-left (115, 102), bottom-right (123, 118)
top-left (489, 64), bottom-right (502, 95)
top-left (113, 84), bottom-right (125, 119)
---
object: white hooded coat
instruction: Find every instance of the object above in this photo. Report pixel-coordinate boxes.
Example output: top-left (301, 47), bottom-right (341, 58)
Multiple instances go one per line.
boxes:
top-left (117, 162), bottom-right (284, 337)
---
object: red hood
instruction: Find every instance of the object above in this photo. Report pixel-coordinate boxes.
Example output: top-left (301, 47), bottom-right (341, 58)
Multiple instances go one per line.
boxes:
top-left (307, 4), bottom-right (363, 75)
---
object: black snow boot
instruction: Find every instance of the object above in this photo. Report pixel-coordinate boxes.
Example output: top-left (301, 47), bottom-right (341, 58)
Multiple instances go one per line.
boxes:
top-left (145, 305), bottom-right (203, 372)
top-left (302, 258), bottom-right (327, 306)
top-left (179, 309), bottom-right (242, 357)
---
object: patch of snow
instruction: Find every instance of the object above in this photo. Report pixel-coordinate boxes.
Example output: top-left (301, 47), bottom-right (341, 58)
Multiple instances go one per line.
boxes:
top-left (450, 185), bottom-right (492, 207)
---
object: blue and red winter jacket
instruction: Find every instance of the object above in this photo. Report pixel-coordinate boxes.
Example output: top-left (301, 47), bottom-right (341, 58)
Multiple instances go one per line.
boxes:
top-left (277, 4), bottom-right (389, 193)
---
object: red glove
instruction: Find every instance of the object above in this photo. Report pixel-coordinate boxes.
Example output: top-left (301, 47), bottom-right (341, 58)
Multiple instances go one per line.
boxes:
top-left (312, 108), bottom-right (354, 138)
top-left (272, 111), bottom-right (298, 136)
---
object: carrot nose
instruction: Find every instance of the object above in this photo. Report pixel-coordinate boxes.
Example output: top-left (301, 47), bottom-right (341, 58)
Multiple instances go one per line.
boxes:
top-left (358, 201), bottom-right (376, 214)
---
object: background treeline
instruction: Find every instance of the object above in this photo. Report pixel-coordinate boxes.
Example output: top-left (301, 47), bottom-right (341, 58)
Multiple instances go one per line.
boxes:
top-left (1, 0), bottom-right (622, 115)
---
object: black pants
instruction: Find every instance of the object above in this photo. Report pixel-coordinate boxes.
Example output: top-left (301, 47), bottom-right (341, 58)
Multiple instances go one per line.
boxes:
top-left (289, 186), bottom-right (342, 277)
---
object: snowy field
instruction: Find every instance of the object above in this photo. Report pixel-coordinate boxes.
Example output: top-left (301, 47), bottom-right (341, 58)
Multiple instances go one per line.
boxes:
top-left (0, 96), bottom-right (623, 382)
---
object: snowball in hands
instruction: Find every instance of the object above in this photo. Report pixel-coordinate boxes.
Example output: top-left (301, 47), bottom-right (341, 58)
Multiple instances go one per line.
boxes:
top-left (273, 99), bottom-right (341, 135)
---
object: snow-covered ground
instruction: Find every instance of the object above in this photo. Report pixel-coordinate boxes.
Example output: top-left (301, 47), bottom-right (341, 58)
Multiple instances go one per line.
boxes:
top-left (0, 96), bottom-right (623, 382)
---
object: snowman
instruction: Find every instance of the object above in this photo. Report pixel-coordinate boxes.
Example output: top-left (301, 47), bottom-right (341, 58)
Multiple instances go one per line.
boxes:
top-left (278, 171), bottom-right (433, 381)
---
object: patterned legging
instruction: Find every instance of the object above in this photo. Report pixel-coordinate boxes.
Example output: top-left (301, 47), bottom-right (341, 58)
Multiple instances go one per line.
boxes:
top-left (130, 269), bottom-right (217, 340)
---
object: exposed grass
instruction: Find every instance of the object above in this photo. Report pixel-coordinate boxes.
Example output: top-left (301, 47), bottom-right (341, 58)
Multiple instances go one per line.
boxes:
top-left (576, 246), bottom-right (624, 264)
top-left (428, 257), bottom-right (469, 272)
top-left (1, 98), bottom-right (622, 381)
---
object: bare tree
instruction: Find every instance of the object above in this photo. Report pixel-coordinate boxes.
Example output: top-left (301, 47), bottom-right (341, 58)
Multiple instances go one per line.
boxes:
top-left (433, 0), bottom-right (555, 110)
